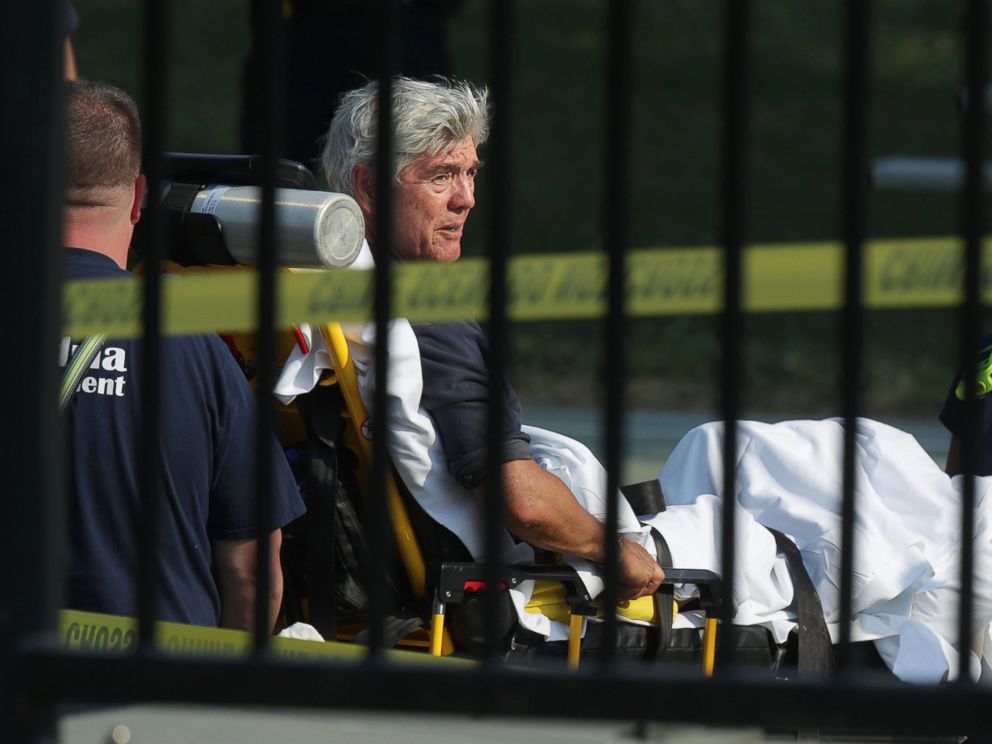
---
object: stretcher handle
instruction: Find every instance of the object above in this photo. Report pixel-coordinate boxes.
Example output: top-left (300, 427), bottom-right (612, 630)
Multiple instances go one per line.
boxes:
top-left (660, 568), bottom-right (723, 617)
top-left (427, 562), bottom-right (722, 674)
top-left (428, 562), bottom-right (723, 617)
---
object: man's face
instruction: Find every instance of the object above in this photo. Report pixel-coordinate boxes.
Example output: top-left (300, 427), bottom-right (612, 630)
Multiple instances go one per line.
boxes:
top-left (391, 137), bottom-right (480, 262)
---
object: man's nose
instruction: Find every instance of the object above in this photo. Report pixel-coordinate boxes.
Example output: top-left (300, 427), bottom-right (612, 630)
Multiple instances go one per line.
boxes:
top-left (450, 176), bottom-right (475, 211)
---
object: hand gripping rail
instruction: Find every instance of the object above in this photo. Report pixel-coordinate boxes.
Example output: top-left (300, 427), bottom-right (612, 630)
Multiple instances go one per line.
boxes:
top-left (427, 561), bottom-right (723, 675)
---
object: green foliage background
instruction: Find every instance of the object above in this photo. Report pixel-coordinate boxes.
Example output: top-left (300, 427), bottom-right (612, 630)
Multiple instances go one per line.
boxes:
top-left (72, 0), bottom-right (986, 419)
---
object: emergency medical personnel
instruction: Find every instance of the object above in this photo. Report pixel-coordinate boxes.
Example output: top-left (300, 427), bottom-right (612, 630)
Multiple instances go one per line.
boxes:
top-left (941, 332), bottom-right (992, 476)
top-left (62, 80), bottom-right (305, 630)
top-left (320, 77), bottom-right (664, 601)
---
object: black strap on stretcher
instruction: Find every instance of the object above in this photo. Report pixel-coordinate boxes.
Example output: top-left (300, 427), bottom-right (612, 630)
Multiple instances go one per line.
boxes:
top-left (648, 529), bottom-right (675, 661)
top-left (621, 481), bottom-right (677, 662)
top-left (624, 481), bottom-right (675, 662)
top-left (766, 527), bottom-right (834, 677)
top-left (621, 479), bottom-right (667, 516)
top-left (624, 479), bottom-right (832, 675)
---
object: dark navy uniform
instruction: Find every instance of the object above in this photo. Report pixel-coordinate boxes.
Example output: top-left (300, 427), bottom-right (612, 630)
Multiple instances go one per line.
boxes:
top-left (63, 248), bottom-right (305, 626)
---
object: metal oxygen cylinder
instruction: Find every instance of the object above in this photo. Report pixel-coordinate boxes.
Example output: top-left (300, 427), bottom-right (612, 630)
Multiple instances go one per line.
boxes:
top-left (188, 186), bottom-right (365, 268)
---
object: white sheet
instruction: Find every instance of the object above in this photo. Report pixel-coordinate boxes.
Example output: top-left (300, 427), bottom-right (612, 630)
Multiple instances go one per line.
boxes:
top-left (276, 319), bottom-right (992, 682)
top-left (659, 419), bottom-right (992, 682)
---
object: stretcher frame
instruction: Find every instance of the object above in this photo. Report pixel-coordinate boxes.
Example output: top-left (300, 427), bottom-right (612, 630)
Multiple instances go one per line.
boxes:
top-left (315, 320), bottom-right (723, 673)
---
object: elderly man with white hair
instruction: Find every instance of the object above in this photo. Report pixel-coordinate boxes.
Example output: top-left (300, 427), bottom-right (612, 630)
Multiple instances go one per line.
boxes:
top-left (316, 77), bottom-right (666, 603)
top-left (278, 77), bottom-right (992, 682)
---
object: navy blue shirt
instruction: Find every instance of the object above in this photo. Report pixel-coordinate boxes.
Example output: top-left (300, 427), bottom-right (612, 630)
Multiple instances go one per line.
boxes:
top-left (940, 331), bottom-right (992, 475)
top-left (412, 321), bottom-right (531, 489)
top-left (63, 248), bottom-right (305, 626)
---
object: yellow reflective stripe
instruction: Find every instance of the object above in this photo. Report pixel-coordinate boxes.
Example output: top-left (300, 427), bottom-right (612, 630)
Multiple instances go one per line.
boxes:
top-left (62, 236), bottom-right (991, 338)
top-left (59, 333), bottom-right (108, 411)
top-left (955, 344), bottom-right (992, 401)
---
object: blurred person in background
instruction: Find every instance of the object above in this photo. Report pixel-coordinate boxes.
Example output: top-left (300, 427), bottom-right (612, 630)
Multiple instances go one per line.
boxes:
top-left (940, 333), bottom-right (992, 476)
top-left (242, 0), bottom-right (464, 169)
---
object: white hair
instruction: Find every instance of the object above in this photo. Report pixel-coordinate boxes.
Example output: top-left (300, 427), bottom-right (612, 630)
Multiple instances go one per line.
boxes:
top-left (321, 77), bottom-right (490, 196)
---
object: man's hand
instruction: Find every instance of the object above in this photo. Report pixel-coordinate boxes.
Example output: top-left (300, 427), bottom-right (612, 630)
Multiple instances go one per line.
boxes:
top-left (616, 537), bottom-right (666, 601)
top-left (490, 460), bottom-right (667, 603)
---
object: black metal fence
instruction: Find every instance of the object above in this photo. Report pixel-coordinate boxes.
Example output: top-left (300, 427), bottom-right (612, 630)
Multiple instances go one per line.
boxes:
top-left (2, 0), bottom-right (991, 741)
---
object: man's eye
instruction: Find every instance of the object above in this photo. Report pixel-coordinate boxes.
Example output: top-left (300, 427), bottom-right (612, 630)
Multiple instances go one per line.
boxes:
top-left (432, 173), bottom-right (451, 185)
top-left (466, 168), bottom-right (477, 180)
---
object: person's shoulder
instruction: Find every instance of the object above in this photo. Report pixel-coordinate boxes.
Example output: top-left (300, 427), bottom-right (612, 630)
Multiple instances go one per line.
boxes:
top-left (65, 247), bottom-right (129, 278)
top-left (180, 332), bottom-right (239, 359)
top-left (412, 320), bottom-right (488, 357)
top-left (163, 335), bottom-right (256, 420)
top-left (412, 320), bottom-right (483, 342)
top-left (167, 334), bottom-right (249, 382)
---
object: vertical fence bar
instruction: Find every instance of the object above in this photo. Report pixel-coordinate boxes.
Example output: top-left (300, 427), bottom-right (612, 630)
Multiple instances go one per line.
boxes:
top-left (836, 0), bottom-right (871, 670)
top-left (597, 0), bottom-right (633, 662)
top-left (717, 0), bottom-right (750, 667)
top-left (484, 0), bottom-right (513, 662)
top-left (250, 0), bottom-right (284, 650)
top-left (957, 0), bottom-right (987, 682)
top-left (368, 0), bottom-right (399, 659)
top-left (0, 2), bottom-right (64, 739)
top-left (138, 0), bottom-right (168, 650)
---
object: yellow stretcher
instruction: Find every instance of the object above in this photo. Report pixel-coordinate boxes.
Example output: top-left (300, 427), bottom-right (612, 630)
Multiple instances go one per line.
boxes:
top-left (304, 320), bottom-right (723, 674)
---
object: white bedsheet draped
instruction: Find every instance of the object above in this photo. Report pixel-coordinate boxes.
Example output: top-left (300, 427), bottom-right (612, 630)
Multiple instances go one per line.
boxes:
top-left (277, 320), bottom-right (992, 682)
top-left (659, 419), bottom-right (992, 682)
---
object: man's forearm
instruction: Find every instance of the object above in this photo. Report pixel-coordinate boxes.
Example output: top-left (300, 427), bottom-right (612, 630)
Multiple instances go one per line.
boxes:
top-left (220, 572), bottom-right (283, 631)
top-left (485, 459), bottom-right (609, 561)
top-left (214, 530), bottom-right (284, 632)
top-left (219, 572), bottom-right (256, 631)
top-left (482, 459), bottom-right (665, 601)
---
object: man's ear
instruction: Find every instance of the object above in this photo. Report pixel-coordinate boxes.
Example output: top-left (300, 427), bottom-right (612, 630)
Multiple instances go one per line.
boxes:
top-left (351, 165), bottom-right (375, 218)
top-left (130, 174), bottom-right (147, 225)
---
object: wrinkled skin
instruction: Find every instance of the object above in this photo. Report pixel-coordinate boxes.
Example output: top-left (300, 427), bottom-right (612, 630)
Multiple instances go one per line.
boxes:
top-left (354, 136), bottom-right (480, 262)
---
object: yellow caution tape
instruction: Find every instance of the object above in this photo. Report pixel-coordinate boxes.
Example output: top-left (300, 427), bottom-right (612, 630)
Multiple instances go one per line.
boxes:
top-left (59, 608), bottom-right (472, 665)
top-left (61, 237), bottom-right (987, 338)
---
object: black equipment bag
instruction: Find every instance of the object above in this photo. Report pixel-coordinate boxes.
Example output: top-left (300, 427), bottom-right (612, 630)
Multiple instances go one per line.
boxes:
top-left (281, 383), bottom-right (415, 645)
